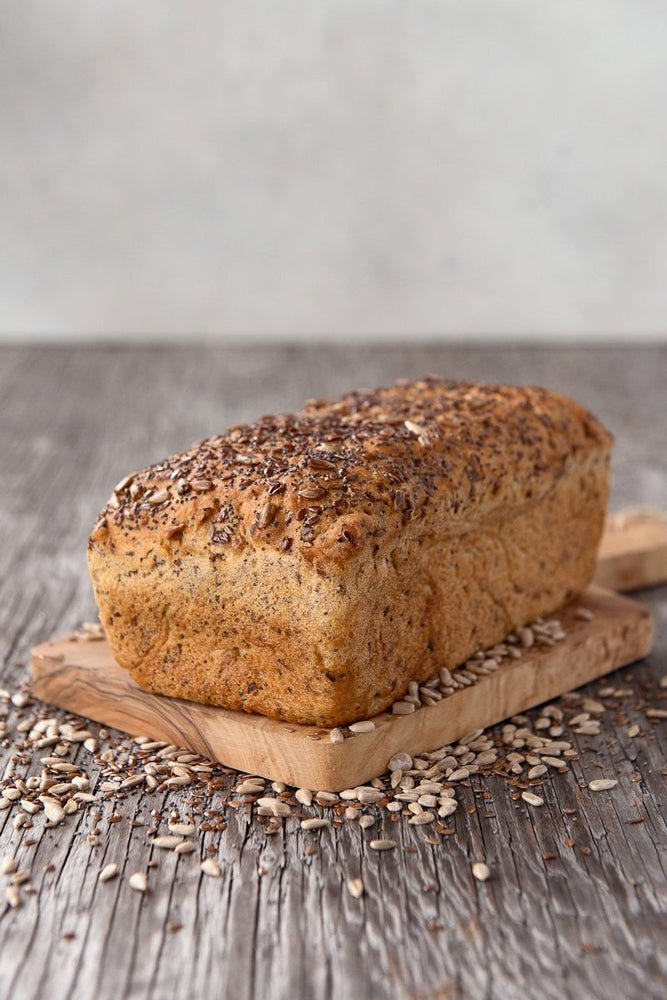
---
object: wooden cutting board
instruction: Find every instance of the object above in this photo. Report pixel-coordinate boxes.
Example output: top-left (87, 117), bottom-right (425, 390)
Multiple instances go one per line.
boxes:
top-left (31, 586), bottom-right (652, 791)
top-left (595, 509), bottom-right (667, 591)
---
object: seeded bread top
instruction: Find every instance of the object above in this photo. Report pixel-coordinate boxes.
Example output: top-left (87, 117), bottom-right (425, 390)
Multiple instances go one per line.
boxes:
top-left (89, 377), bottom-right (612, 567)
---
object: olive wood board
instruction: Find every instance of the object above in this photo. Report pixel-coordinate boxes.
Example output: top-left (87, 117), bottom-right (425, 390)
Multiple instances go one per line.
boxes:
top-left (31, 586), bottom-right (652, 791)
top-left (595, 510), bottom-right (667, 591)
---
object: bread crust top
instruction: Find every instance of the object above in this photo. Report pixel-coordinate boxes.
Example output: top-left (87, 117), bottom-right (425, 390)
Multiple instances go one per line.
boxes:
top-left (89, 377), bottom-right (612, 569)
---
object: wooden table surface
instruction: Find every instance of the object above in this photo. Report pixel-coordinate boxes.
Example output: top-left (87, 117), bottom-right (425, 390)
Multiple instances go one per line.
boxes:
top-left (0, 344), bottom-right (665, 1000)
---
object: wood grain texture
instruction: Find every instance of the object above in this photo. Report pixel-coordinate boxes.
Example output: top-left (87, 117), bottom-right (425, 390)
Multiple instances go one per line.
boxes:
top-left (596, 511), bottom-right (667, 591)
top-left (30, 587), bottom-right (653, 791)
top-left (1, 345), bottom-right (666, 1000)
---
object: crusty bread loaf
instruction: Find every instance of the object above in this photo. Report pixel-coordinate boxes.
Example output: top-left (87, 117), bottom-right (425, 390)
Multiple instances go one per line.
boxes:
top-left (88, 377), bottom-right (612, 727)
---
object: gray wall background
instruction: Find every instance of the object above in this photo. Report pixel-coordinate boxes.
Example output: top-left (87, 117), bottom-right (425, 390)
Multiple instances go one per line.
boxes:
top-left (2, 1), bottom-right (667, 341)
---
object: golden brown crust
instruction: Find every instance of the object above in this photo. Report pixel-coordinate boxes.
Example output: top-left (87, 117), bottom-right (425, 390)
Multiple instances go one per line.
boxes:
top-left (87, 377), bottom-right (612, 726)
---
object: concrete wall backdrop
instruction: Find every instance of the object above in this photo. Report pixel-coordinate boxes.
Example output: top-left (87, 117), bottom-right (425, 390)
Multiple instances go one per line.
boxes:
top-left (1, 1), bottom-right (667, 341)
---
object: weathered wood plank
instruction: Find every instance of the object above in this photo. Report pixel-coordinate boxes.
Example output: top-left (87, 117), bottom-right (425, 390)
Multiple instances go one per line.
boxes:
top-left (0, 345), bottom-right (665, 1000)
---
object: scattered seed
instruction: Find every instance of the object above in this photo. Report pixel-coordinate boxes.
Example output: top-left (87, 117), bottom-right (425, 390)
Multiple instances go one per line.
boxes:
top-left (522, 791), bottom-right (545, 807)
top-left (449, 768), bottom-right (470, 782)
top-left (5, 885), bottom-right (21, 908)
top-left (348, 721), bottom-right (375, 734)
top-left (168, 823), bottom-right (196, 836)
top-left (542, 757), bottom-right (568, 771)
top-left (388, 753), bottom-right (412, 771)
top-left (301, 818), bottom-right (329, 831)
top-left (129, 872), bottom-right (147, 892)
top-left (472, 862), bottom-right (490, 882)
top-left (256, 797), bottom-right (292, 817)
top-left (408, 811), bottom-right (435, 826)
top-left (315, 791), bottom-right (338, 806)
top-left (438, 800), bottom-right (458, 818)
top-left (40, 797), bottom-right (65, 824)
top-left (200, 858), bottom-right (221, 877)
top-left (588, 779), bottom-right (618, 791)
top-left (356, 787), bottom-right (385, 805)
top-left (151, 836), bottom-right (184, 850)
top-left (174, 842), bottom-right (197, 855)
top-left (369, 839), bottom-right (396, 851)
top-left (392, 701), bottom-right (416, 715)
top-left (236, 780), bottom-right (264, 795)
top-left (99, 863), bottom-right (119, 883)
top-left (346, 877), bottom-right (364, 898)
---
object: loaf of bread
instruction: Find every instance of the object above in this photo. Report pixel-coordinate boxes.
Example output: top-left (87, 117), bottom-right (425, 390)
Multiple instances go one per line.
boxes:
top-left (88, 377), bottom-right (612, 727)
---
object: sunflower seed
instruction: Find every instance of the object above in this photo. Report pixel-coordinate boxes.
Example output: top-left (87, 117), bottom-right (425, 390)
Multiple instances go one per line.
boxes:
top-left (369, 839), bottom-right (396, 851)
top-left (5, 885), bottom-right (20, 908)
top-left (348, 721), bottom-right (375, 734)
top-left (200, 858), bottom-right (221, 877)
top-left (472, 862), bottom-right (490, 882)
top-left (355, 787), bottom-right (384, 804)
top-left (448, 768), bottom-right (470, 781)
top-left (295, 788), bottom-right (313, 807)
top-left (521, 791), bottom-right (545, 807)
top-left (408, 811), bottom-right (434, 826)
top-left (301, 818), bottom-right (329, 831)
top-left (174, 841), bottom-right (197, 854)
top-left (151, 836), bottom-right (184, 849)
top-left (315, 791), bottom-right (338, 805)
top-left (129, 872), bottom-right (147, 892)
top-left (346, 877), bottom-right (364, 898)
top-left (392, 701), bottom-right (416, 715)
top-left (588, 778), bottom-right (618, 791)
top-left (236, 780), bottom-right (265, 795)
top-left (168, 823), bottom-right (196, 836)
top-left (256, 797), bottom-right (292, 816)
top-left (438, 800), bottom-right (457, 818)
top-left (40, 797), bottom-right (65, 824)
top-left (99, 863), bottom-right (119, 883)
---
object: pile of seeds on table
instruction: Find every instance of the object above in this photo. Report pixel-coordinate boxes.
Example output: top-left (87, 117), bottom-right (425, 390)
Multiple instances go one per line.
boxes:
top-left (1, 613), bottom-right (665, 907)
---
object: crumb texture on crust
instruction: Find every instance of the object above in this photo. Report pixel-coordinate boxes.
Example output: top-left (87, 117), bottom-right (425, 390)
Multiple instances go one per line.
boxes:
top-left (87, 377), bottom-right (612, 726)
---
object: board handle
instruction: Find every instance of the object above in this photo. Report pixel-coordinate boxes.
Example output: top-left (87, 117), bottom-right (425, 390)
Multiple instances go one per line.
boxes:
top-left (596, 508), bottom-right (667, 592)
